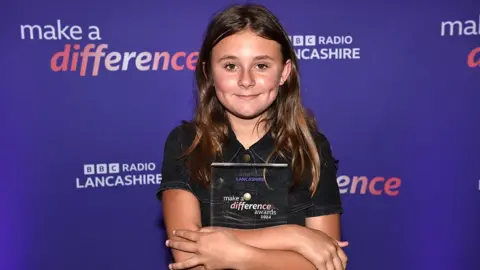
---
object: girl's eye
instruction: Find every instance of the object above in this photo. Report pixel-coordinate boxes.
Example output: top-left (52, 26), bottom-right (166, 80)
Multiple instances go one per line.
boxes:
top-left (256, 64), bottom-right (269, 70)
top-left (224, 63), bottom-right (237, 70)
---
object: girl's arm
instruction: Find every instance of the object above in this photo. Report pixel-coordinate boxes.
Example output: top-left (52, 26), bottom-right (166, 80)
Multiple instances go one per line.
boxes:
top-left (163, 189), bottom-right (318, 270)
top-left (162, 190), bottom-right (205, 270)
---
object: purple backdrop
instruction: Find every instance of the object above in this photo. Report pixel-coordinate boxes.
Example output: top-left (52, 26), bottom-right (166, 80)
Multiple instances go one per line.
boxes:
top-left (2, 0), bottom-right (479, 269)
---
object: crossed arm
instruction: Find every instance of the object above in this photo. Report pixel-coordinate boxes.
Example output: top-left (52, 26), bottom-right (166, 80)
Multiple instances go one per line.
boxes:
top-left (162, 189), bottom-right (344, 270)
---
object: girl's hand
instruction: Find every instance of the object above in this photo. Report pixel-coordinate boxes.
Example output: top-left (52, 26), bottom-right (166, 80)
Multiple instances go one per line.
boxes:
top-left (294, 226), bottom-right (348, 270)
top-left (166, 229), bottom-right (249, 270)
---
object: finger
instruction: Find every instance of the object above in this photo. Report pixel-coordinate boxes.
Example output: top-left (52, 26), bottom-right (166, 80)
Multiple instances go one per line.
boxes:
top-left (332, 254), bottom-right (344, 270)
top-left (325, 261), bottom-right (335, 270)
top-left (173, 229), bottom-right (202, 242)
top-left (337, 248), bottom-right (348, 268)
top-left (199, 227), bottom-right (215, 233)
top-left (336, 240), bottom-right (349, 248)
top-left (316, 263), bottom-right (327, 270)
top-left (169, 256), bottom-right (202, 270)
top-left (166, 240), bottom-right (198, 253)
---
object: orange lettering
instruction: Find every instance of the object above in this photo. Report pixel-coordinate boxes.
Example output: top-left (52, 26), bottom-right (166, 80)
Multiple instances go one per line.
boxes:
top-left (51, 44), bottom-right (71, 72)
top-left (153, 52), bottom-right (170, 70)
top-left (186, 52), bottom-right (199, 70)
top-left (467, 47), bottom-right (480, 68)
top-left (368, 177), bottom-right (385, 195)
top-left (172, 52), bottom-right (186, 70)
top-left (385, 177), bottom-right (401, 196)
top-left (337, 175), bottom-right (401, 196)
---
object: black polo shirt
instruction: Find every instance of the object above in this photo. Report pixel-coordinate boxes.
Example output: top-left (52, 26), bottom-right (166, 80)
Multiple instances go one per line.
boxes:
top-left (156, 123), bottom-right (343, 229)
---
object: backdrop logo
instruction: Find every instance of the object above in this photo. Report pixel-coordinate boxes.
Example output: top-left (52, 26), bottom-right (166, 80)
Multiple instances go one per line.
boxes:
top-left (440, 13), bottom-right (480, 68)
top-left (19, 19), bottom-right (198, 76)
top-left (76, 162), bottom-right (162, 189)
top-left (287, 34), bottom-right (361, 60)
top-left (337, 175), bottom-right (401, 196)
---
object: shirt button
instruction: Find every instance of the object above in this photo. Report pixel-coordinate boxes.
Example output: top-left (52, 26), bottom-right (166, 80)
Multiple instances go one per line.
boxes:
top-left (243, 153), bottom-right (251, 162)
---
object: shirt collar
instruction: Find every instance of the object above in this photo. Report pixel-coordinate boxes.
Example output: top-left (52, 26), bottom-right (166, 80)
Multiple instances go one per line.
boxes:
top-left (220, 122), bottom-right (276, 162)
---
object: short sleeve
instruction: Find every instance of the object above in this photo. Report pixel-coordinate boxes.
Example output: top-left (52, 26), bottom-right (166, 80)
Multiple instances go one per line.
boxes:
top-left (155, 125), bottom-right (194, 200)
top-left (306, 132), bottom-right (344, 217)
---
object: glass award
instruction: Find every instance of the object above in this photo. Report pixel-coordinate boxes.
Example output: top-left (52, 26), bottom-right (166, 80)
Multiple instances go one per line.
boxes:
top-left (209, 162), bottom-right (289, 229)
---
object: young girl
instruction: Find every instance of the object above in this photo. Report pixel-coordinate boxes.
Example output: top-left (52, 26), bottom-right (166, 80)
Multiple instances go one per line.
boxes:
top-left (157, 3), bottom-right (348, 270)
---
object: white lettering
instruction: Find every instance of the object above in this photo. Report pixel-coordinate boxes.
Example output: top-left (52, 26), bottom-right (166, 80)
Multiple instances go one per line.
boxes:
top-left (318, 35), bottom-right (353, 45)
top-left (122, 163), bottom-right (156, 172)
top-left (20, 24), bottom-right (42, 40)
top-left (88, 26), bottom-right (101, 40)
top-left (76, 178), bottom-right (84, 188)
top-left (295, 48), bottom-right (360, 60)
top-left (20, 19), bottom-right (83, 40)
top-left (136, 52), bottom-right (153, 71)
top-left (75, 174), bottom-right (162, 189)
top-left (122, 52), bottom-right (137, 71)
top-left (224, 196), bottom-right (238, 202)
top-left (441, 14), bottom-right (480, 36)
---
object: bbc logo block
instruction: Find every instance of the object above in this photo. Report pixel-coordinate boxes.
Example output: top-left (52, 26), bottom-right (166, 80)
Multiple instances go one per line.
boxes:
top-left (289, 35), bottom-right (317, 46)
top-left (84, 164), bottom-right (95, 175)
top-left (305, 35), bottom-right (316, 46)
top-left (293, 36), bottom-right (303, 46)
top-left (109, 163), bottom-right (120, 173)
top-left (96, 164), bottom-right (108, 174)
top-left (83, 163), bottom-right (120, 175)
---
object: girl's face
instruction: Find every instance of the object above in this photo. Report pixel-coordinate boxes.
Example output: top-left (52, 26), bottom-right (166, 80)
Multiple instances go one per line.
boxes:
top-left (209, 30), bottom-right (291, 120)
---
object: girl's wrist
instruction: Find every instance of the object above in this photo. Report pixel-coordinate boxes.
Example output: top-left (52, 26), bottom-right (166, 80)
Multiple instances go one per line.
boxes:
top-left (235, 244), bottom-right (263, 270)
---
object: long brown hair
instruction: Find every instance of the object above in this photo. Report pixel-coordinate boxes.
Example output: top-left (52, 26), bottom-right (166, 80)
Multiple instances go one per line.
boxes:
top-left (184, 4), bottom-right (322, 194)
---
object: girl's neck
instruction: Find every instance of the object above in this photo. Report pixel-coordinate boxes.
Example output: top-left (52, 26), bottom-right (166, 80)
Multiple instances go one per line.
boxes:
top-left (227, 112), bottom-right (268, 149)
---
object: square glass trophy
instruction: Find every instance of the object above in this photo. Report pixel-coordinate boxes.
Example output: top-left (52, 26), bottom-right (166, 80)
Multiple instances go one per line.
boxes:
top-left (209, 162), bottom-right (289, 229)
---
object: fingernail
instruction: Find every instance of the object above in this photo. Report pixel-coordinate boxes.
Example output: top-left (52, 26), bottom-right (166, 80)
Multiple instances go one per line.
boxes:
top-left (169, 264), bottom-right (173, 270)
top-left (165, 240), bottom-right (169, 246)
top-left (172, 230), bottom-right (176, 235)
